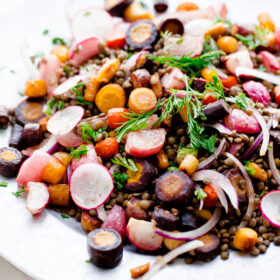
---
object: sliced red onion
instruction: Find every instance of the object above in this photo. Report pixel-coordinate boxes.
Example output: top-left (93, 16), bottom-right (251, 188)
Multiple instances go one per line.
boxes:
top-left (96, 205), bottom-right (107, 222)
top-left (197, 138), bottom-right (226, 170)
top-left (204, 123), bottom-right (233, 135)
top-left (155, 208), bottom-right (222, 240)
top-left (225, 152), bottom-right (255, 229)
top-left (193, 169), bottom-right (238, 211)
top-left (252, 109), bottom-right (270, 156)
top-left (242, 132), bottom-right (263, 160)
top-left (229, 142), bottom-right (243, 156)
top-left (260, 190), bottom-right (280, 228)
top-left (140, 240), bottom-right (204, 280)
top-left (236, 67), bottom-right (280, 85)
top-left (268, 141), bottom-right (280, 185)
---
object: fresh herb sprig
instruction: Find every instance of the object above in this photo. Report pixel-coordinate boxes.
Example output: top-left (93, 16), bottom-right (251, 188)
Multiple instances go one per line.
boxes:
top-left (111, 156), bottom-right (138, 172)
top-left (52, 37), bottom-right (66, 46)
top-left (61, 213), bottom-right (69, 219)
top-left (244, 161), bottom-right (256, 175)
top-left (177, 143), bottom-right (197, 160)
top-left (235, 26), bottom-right (270, 50)
top-left (194, 188), bottom-right (207, 200)
top-left (72, 83), bottom-right (91, 106)
top-left (70, 144), bottom-right (88, 159)
top-left (204, 72), bottom-right (226, 101)
top-left (203, 36), bottom-right (219, 53)
top-left (0, 181), bottom-right (7, 187)
top-left (44, 98), bottom-right (65, 115)
top-left (79, 122), bottom-right (105, 142)
top-left (168, 161), bottom-right (179, 171)
top-left (235, 93), bottom-right (255, 111)
top-left (148, 50), bottom-right (224, 76)
top-left (12, 186), bottom-right (25, 198)
top-left (112, 172), bottom-right (129, 189)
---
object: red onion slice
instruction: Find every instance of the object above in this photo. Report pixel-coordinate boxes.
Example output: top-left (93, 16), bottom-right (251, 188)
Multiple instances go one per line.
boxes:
top-left (197, 138), bottom-right (226, 170)
top-left (140, 240), bottom-right (204, 280)
top-left (252, 109), bottom-right (270, 156)
top-left (242, 132), bottom-right (263, 160)
top-left (193, 169), bottom-right (238, 211)
top-left (236, 66), bottom-right (280, 85)
top-left (204, 123), bottom-right (233, 135)
top-left (225, 152), bottom-right (255, 228)
top-left (155, 208), bottom-right (222, 240)
top-left (268, 141), bottom-right (280, 185)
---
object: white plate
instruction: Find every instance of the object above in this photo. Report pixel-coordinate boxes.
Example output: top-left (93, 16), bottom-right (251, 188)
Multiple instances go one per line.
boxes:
top-left (0, 0), bottom-right (280, 279)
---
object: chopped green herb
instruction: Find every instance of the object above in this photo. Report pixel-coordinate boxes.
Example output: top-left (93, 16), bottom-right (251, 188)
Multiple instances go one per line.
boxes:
top-left (111, 156), bottom-right (138, 172)
top-left (258, 64), bottom-right (267, 72)
top-left (235, 26), bottom-right (270, 50)
top-left (57, 101), bottom-right (65, 110)
top-left (44, 97), bottom-right (56, 115)
top-left (203, 36), bottom-right (219, 53)
top-left (85, 259), bottom-right (92, 263)
top-left (12, 186), bottom-right (25, 198)
top-left (268, 144), bottom-right (273, 150)
top-left (64, 65), bottom-right (71, 77)
top-left (112, 172), bottom-right (129, 189)
top-left (33, 52), bottom-right (44, 58)
top-left (75, 44), bottom-right (83, 54)
top-left (84, 11), bottom-right (91, 17)
top-left (194, 188), bottom-right (207, 200)
top-left (138, 0), bottom-right (148, 9)
top-left (203, 72), bottom-right (226, 102)
top-left (52, 37), bottom-right (66, 46)
top-left (244, 161), bottom-right (256, 175)
top-left (10, 69), bottom-right (16, 74)
top-left (177, 143), bottom-right (197, 160)
top-left (168, 161), bottom-right (179, 171)
top-left (17, 91), bottom-right (24, 97)
top-left (126, 52), bottom-right (133, 60)
top-left (260, 190), bottom-right (268, 198)
top-left (148, 50), bottom-right (224, 76)
top-left (61, 213), bottom-right (69, 219)
top-left (78, 122), bottom-right (105, 142)
top-left (0, 181), bottom-right (8, 187)
top-left (119, 144), bottom-right (125, 153)
top-left (70, 144), bottom-right (88, 159)
top-left (213, 14), bottom-right (232, 26)
top-left (160, 31), bottom-right (173, 41)
top-left (99, 53), bottom-right (105, 58)
top-left (235, 93), bottom-right (254, 111)
top-left (43, 29), bottom-right (49, 35)
top-left (72, 83), bottom-right (91, 106)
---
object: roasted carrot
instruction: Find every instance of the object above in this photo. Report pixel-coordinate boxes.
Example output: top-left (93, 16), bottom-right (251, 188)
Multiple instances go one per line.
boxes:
top-left (81, 211), bottom-right (102, 233)
top-left (221, 75), bottom-right (238, 88)
top-left (108, 108), bottom-right (129, 129)
top-left (176, 2), bottom-right (199, 11)
top-left (203, 184), bottom-right (218, 207)
top-left (84, 76), bottom-right (100, 102)
top-left (49, 184), bottom-right (70, 206)
top-left (96, 59), bottom-right (120, 83)
top-left (95, 137), bottom-right (119, 159)
top-left (130, 263), bottom-right (150, 279)
top-left (52, 152), bottom-right (71, 168)
top-left (41, 157), bottom-right (66, 184)
top-left (51, 45), bottom-right (69, 63)
top-left (25, 80), bottom-right (47, 98)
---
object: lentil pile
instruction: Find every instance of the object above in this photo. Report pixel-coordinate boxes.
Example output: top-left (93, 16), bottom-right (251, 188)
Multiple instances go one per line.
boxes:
top-left (2, 0), bottom-right (280, 277)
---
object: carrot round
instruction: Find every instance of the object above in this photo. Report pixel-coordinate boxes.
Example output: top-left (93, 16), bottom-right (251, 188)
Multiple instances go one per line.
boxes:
top-left (95, 83), bottom-right (127, 113)
top-left (128, 88), bottom-right (157, 114)
top-left (108, 108), bottom-right (129, 129)
top-left (41, 156), bottom-right (66, 184)
top-left (25, 80), bottom-right (47, 98)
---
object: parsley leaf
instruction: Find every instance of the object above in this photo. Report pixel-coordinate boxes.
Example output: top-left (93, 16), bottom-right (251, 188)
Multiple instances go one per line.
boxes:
top-left (44, 97), bottom-right (56, 115)
top-left (84, 11), bottom-right (91, 17)
top-left (111, 156), bottom-right (138, 172)
top-left (112, 172), bottom-right (129, 189)
top-left (17, 91), bottom-right (24, 97)
top-left (52, 37), bottom-right (66, 46)
top-left (0, 181), bottom-right (8, 187)
top-left (12, 186), bottom-right (25, 198)
top-left (70, 144), bottom-right (88, 159)
top-left (194, 188), bottom-right (207, 200)
top-left (235, 93), bottom-right (255, 111)
top-left (61, 213), bottom-right (69, 219)
top-left (168, 161), bottom-right (179, 171)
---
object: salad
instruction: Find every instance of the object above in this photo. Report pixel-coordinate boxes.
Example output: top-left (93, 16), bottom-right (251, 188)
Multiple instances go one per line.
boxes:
top-left (1, 0), bottom-right (280, 278)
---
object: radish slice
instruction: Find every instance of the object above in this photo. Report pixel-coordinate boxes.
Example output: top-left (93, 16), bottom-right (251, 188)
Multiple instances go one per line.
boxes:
top-left (125, 129), bottom-right (167, 158)
top-left (161, 68), bottom-right (185, 90)
top-left (260, 190), bottom-right (280, 228)
top-left (236, 67), bottom-right (280, 85)
top-left (53, 74), bottom-right (88, 96)
top-left (47, 106), bottom-right (84, 136)
top-left (140, 240), bottom-right (204, 280)
top-left (252, 109), bottom-right (270, 156)
top-left (197, 138), bottom-right (226, 170)
top-left (193, 169), bottom-right (239, 211)
top-left (71, 143), bottom-right (98, 171)
top-left (96, 205), bottom-right (107, 222)
top-left (69, 37), bottom-right (100, 67)
top-left (126, 218), bottom-right (163, 251)
top-left (16, 151), bottom-right (52, 187)
top-left (70, 163), bottom-right (114, 210)
top-left (155, 208), bottom-right (222, 240)
top-left (71, 8), bottom-right (114, 43)
top-left (26, 182), bottom-right (49, 215)
top-left (57, 130), bottom-right (82, 148)
top-left (225, 153), bottom-right (255, 229)
top-left (268, 142), bottom-right (280, 185)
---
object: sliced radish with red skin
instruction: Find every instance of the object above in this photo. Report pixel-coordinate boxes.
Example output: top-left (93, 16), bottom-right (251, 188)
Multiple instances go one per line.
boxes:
top-left (39, 54), bottom-right (61, 93)
top-left (47, 106), bottom-right (84, 136)
top-left (259, 51), bottom-right (280, 73)
top-left (71, 143), bottom-right (98, 171)
top-left (57, 130), bottom-right (82, 148)
top-left (52, 74), bottom-right (88, 96)
top-left (16, 151), bottom-right (52, 187)
top-left (243, 80), bottom-right (270, 106)
top-left (276, 29), bottom-right (280, 48)
top-left (161, 68), bottom-right (185, 90)
top-left (69, 37), bottom-right (100, 67)
top-left (70, 163), bottom-right (114, 210)
top-left (125, 128), bottom-right (166, 158)
top-left (71, 8), bottom-right (114, 43)
top-left (26, 182), bottom-right (49, 215)
top-left (126, 218), bottom-right (163, 251)
top-left (260, 190), bottom-right (280, 228)
top-left (224, 50), bottom-right (253, 75)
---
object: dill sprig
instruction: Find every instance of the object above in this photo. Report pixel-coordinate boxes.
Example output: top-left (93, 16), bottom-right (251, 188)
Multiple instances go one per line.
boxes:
top-left (12, 186), bottom-right (25, 198)
top-left (148, 50), bottom-right (224, 76)
top-left (70, 144), bottom-right (88, 159)
top-left (111, 156), bottom-right (138, 172)
top-left (44, 98), bottom-right (65, 115)
top-left (235, 26), bottom-right (270, 50)
top-left (0, 181), bottom-right (8, 187)
top-left (203, 72), bottom-right (226, 101)
top-left (79, 122), bottom-right (105, 142)
top-left (112, 172), bottom-right (129, 189)
top-left (114, 108), bottom-right (158, 142)
top-left (203, 36), bottom-right (219, 53)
